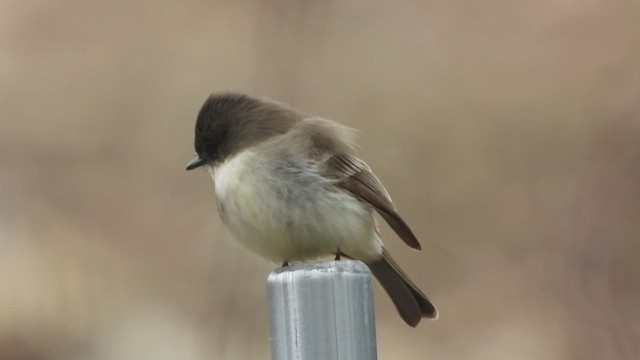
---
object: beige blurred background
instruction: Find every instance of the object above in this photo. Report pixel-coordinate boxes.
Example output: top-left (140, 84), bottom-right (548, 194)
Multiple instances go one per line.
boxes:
top-left (1, 1), bottom-right (639, 359)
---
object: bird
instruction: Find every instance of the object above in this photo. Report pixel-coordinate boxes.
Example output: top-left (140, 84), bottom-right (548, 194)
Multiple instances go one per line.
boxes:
top-left (186, 92), bottom-right (437, 326)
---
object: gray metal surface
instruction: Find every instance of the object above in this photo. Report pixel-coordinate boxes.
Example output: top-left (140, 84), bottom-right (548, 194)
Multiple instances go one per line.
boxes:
top-left (267, 260), bottom-right (377, 360)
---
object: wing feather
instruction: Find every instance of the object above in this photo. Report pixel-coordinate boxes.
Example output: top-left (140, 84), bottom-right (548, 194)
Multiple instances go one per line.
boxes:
top-left (323, 154), bottom-right (422, 250)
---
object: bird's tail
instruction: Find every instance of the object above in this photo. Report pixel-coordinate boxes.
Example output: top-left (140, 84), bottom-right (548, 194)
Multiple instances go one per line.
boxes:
top-left (367, 248), bottom-right (438, 327)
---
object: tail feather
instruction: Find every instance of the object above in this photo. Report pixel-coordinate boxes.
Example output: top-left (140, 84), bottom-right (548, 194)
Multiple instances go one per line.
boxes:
top-left (367, 248), bottom-right (438, 327)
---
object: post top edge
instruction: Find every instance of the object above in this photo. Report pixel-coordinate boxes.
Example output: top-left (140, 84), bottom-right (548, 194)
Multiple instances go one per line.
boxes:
top-left (269, 260), bottom-right (370, 276)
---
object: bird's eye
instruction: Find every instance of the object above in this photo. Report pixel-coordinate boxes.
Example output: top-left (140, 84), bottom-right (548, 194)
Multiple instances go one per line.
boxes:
top-left (204, 141), bottom-right (219, 158)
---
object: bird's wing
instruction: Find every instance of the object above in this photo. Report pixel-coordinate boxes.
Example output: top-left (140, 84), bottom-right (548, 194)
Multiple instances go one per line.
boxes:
top-left (321, 153), bottom-right (422, 250)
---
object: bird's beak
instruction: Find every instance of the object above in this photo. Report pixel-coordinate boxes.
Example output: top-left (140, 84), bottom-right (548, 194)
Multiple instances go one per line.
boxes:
top-left (186, 154), bottom-right (205, 170)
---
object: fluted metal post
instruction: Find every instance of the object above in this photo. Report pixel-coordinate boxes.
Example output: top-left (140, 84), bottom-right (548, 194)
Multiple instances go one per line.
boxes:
top-left (267, 260), bottom-right (378, 360)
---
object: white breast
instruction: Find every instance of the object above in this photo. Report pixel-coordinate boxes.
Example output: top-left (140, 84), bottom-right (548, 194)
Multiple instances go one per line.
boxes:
top-left (209, 149), bottom-right (382, 263)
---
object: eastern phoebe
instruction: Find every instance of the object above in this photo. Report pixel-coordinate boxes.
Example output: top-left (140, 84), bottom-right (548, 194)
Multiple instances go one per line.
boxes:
top-left (186, 92), bottom-right (437, 326)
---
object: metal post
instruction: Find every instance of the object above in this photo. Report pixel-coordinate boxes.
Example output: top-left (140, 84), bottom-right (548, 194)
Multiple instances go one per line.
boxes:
top-left (267, 260), bottom-right (378, 360)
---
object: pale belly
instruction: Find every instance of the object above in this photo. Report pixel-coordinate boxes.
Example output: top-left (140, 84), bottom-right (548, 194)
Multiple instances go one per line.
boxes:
top-left (210, 150), bottom-right (382, 263)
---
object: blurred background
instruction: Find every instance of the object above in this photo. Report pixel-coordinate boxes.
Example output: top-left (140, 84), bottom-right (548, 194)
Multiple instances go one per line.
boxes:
top-left (1, 1), bottom-right (639, 359)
